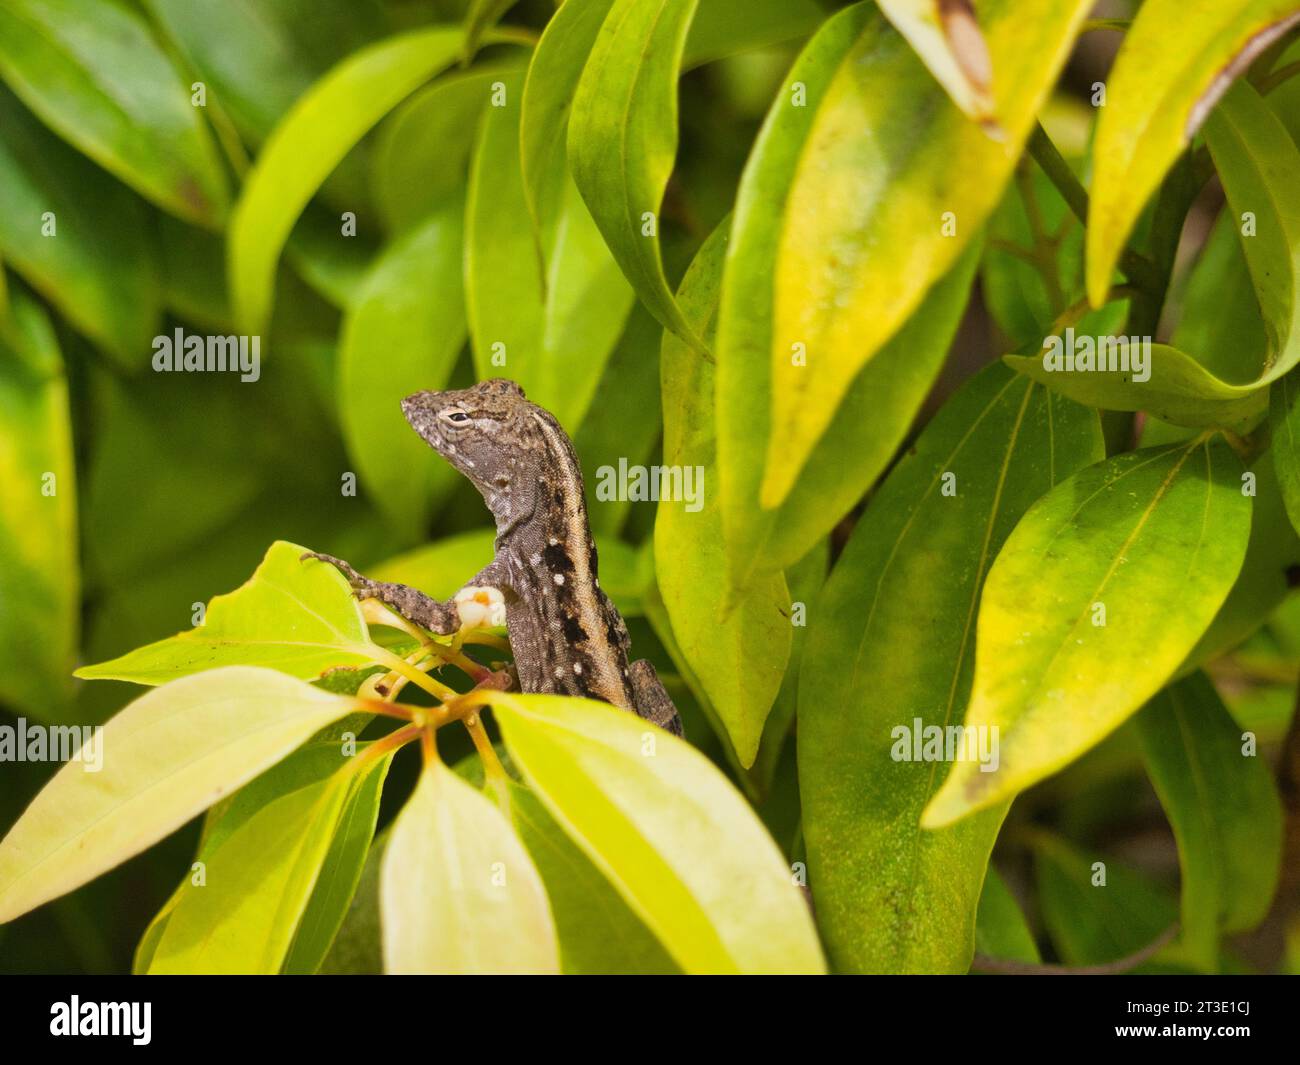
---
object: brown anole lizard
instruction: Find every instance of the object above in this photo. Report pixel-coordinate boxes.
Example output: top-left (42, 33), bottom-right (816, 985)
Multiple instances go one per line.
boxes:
top-left (303, 378), bottom-right (682, 736)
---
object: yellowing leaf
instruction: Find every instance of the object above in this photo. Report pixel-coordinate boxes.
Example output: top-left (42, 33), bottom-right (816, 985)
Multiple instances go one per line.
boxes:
top-left (76, 541), bottom-right (382, 685)
top-left (924, 438), bottom-right (1252, 826)
top-left (492, 692), bottom-right (825, 974)
top-left (1086, 0), bottom-right (1300, 307)
top-left (878, 0), bottom-right (994, 121)
top-left (0, 667), bottom-right (362, 924)
top-left (717, 0), bottom-right (1090, 509)
top-left (381, 759), bottom-right (558, 974)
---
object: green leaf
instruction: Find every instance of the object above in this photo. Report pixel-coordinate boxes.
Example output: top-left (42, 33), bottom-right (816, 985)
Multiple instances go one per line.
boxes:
top-left (77, 540), bottom-right (383, 685)
top-left (1002, 342), bottom-right (1268, 432)
top-left (1136, 672), bottom-right (1283, 970)
top-left (719, 238), bottom-right (980, 592)
top-left (520, 0), bottom-right (616, 242)
top-left (143, 0), bottom-right (387, 145)
top-left (372, 62), bottom-right (520, 233)
top-left (924, 436), bottom-right (1252, 827)
top-left (974, 867), bottom-right (1040, 964)
top-left (799, 363), bottom-right (1102, 973)
top-left (229, 26), bottom-right (474, 334)
top-left (0, 289), bottom-right (78, 718)
top-left (1273, 367), bottom-right (1300, 535)
top-left (339, 200), bottom-right (466, 538)
top-left (380, 758), bottom-right (559, 974)
top-left (148, 744), bottom-right (392, 974)
top-left (506, 781), bottom-right (677, 974)
top-left (282, 746), bottom-right (391, 974)
top-left (1085, 0), bottom-right (1300, 306)
top-left (716, 0), bottom-right (1091, 509)
top-left (466, 73), bottom-right (634, 430)
top-left (1183, 448), bottom-right (1300, 669)
top-left (0, 86), bottom-right (160, 366)
top-left (567, 0), bottom-right (706, 353)
top-left (462, 0), bottom-right (518, 61)
top-left (0, 667), bottom-right (363, 924)
top-left (656, 223), bottom-right (790, 767)
top-left (877, 0), bottom-right (994, 121)
top-left (0, 0), bottom-right (229, 227)
top-left (1034, 834), bottom-right (1179, 969)
top-left (492, 691), bottom-right (825, 974)
top-left (681, 0), bottom-right (825, 69)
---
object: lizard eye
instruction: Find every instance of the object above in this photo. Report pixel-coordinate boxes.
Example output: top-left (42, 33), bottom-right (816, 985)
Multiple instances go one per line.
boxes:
top-left (442, 409), bottom-right (472, 425)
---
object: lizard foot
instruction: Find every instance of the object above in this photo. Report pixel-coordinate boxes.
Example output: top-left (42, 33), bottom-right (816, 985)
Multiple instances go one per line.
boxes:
top-left (301, 551), bottom-right (461, 635)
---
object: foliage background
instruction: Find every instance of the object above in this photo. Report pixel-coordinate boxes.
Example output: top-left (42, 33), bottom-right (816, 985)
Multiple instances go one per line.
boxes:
top-left (0, 0), bottom-right (1297, 973)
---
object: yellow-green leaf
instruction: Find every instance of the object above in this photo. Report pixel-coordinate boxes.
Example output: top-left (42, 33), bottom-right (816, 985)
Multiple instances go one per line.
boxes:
top-left (656, 223), bottom-right (790, 766)
top-left (0, 667), bottom-right (363, 924)
top-left (567, 0), bottom-right (706, 353)
top-left (380, 759), bottom-right (559, 974)
top-left (878, 0), bottom-right (994, 121)
top-left (229, 27), bottom-right (473, 334)
top-left (1086, 0), bottom-right (1300, 307)
top-left (492, 692), bottom-right (825, 974)
top-left (148, 745), bottom-right (391, 974)
top-left (339, 199), bottom-right (466, 538)
top-left (76, 540), bottom-right (381, 685)
top-left (0, 289), bottom-right (77, 718)
top-left (924, 437), bottom-right (1252, 827)
top-left (716, 0), bottom-right (1090, 509)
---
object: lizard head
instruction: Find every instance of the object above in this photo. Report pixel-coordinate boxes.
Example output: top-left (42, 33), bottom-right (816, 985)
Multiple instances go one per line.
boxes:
top-left (401, 378), bottom-right (541, 510)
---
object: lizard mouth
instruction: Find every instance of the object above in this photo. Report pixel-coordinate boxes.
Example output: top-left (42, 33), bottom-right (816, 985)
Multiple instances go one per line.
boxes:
top-left (401, 390), bottom-right (448, 452)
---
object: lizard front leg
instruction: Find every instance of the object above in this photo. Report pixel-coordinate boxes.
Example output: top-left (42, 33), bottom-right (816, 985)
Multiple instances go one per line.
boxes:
top-left (301, 552), bottom-right (462, 634)
top-left (628, 659), bottom-right (683, 736)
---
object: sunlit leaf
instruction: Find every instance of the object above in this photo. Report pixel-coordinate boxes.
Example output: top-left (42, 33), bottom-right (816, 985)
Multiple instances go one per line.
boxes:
top-left (719, 239), bottom-right (980, 592)
top-left (380, 758), bottom-right (559, 974)
top-left (878, 0), bottom-right (994, 121)
top-left (0, 667), bottom-right (363, 924)
top-left (229, 26), bottom-right (479, 333)
top-left (492, 692), bottom-right (825, 974)
top-left (924, 437), bottom-right (1252, 826)
top-left (76, 541), bottom-right (382, 685)
top-left (148, 744), bottom-right (392, 974)
top-left (716, 0), bottom-right (1090, 509)
top-left (800, 364), bottom-right (1102, 973)
top-left (1086, 0), bottom-right (1300, 306)
top-left (507, 781), bottom-right (677, 974)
